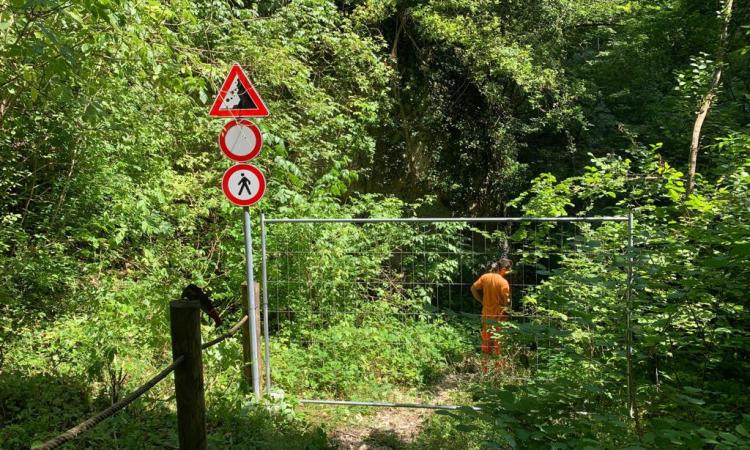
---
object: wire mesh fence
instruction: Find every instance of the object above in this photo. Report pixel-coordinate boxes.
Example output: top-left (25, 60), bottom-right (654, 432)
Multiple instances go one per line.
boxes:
top-left (261, 216), bottom-right (631, 406)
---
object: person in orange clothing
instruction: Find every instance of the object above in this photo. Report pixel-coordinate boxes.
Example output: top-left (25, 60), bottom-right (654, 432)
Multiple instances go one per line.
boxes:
top-left (471, 258), bottom-right (512, 360)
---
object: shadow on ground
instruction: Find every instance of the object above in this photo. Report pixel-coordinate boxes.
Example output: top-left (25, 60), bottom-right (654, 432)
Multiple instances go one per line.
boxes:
top-left (363, 428), bottom-right (410, 449)
top-left (1, 371), bottom-right (333, 450)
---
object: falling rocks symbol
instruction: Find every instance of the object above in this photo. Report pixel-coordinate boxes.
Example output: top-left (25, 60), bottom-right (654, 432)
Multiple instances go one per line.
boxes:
top-left (223, 77), bottom-right (257, 110)
top-left (209, 63), bottom-right (270, 118)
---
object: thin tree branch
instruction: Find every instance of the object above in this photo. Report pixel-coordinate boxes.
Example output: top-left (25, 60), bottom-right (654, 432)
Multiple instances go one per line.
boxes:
top-left (686, 0), bottom-right (733, 196)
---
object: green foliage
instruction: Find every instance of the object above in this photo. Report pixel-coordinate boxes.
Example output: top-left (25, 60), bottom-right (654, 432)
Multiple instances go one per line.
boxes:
top-left (356, 0), bottom-right (607, 212)
top-left (273, 317), bottom-right (470, 399)
top-left (1, 0), bottom-right (749, 448)
top-left (437, 136), bottom-right (750, 448)
top-left (0, 0), bottom-right (397, 446)
top-left (1, 368), bottom-right (333, 449)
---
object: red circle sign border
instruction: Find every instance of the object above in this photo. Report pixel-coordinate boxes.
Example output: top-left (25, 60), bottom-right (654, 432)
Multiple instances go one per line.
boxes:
top-left (218, 119), bottom-right (263, 162)
top-left (222, 164), bottom-right (266, 206)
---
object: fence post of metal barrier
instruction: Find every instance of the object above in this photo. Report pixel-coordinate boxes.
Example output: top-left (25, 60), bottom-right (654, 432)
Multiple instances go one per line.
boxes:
top-left (241, 282), bottom-right (263, 393)
top-left (626, 211), bottom-right (639, 424)
top-left (170, 300), bottom-right (207, 450)
top-left (260, 213), bottom-right (271, 396)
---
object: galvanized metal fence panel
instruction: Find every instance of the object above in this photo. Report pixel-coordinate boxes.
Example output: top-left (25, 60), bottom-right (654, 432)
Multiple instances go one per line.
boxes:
top-left (260, 216), bottom-right (633, 410)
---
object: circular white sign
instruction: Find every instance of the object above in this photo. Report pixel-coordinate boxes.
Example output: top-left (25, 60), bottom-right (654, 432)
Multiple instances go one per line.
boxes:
top-left (218, 119), bottom-right (262, 162)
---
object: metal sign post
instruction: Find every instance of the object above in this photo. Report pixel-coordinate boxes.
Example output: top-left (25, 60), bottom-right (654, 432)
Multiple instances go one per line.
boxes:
top-left (210, 63), bottom-right (270, 401)
top-left (242, 207), bottom-right (261, 399)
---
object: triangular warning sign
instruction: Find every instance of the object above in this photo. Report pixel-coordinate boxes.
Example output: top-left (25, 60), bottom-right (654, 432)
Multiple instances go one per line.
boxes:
top-left (209, 63), bottom-right (270, 118)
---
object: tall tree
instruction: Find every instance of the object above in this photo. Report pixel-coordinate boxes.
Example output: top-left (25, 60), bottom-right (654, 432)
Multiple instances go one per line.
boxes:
top-left (687, 0), bottom-right (734, 195)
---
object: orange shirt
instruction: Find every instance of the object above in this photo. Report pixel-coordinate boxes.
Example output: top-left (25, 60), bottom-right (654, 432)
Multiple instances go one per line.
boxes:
top-left (472, 273), bottom-right (510, 318)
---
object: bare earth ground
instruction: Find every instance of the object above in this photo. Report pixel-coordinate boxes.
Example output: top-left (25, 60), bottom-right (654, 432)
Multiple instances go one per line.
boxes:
top-left (301, 374), bottom-right (469, 450)
top-left (328, 406), bottom-right (432, 450)
top-left (299, 352), bottom-right (530, 449)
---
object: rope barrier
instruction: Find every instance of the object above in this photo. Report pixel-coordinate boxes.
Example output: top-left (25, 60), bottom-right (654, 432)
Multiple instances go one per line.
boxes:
top-left (35, 356), bottom-right (184, 450)
top-left (35, 314), bottom-right (250, 450)
top-left (202, 314), bottom-right (248, 349)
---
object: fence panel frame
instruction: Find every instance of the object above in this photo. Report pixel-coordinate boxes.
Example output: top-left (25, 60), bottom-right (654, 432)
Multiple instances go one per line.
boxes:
top-left (260, 215), bottom-right (634, 411)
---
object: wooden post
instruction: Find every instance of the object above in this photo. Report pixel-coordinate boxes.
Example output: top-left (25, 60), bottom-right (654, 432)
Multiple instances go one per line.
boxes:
top-left (240, 282), bottom-right (263, 393)
top-left (170, 300), bottom-right (207, 450)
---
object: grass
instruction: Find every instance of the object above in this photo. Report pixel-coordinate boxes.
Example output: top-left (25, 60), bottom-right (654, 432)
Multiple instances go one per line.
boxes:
top-left (2, 304), bottom-right (534, 449)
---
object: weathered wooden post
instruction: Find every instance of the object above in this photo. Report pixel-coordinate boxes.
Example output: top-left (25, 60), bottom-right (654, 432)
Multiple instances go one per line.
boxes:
top-left (170, 300), bottom-right (207, 450)
top-left (240, 282), bottom-right (263, 394)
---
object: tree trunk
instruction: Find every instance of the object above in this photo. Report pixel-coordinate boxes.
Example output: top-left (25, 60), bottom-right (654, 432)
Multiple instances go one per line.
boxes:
top-left (687, 0), bottom-right (733, 196)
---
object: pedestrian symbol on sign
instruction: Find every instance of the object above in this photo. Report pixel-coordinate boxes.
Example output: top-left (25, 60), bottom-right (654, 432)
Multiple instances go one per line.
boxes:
top-left (222, 164), bottom-right (266, 207)
top-left (238, 173), bottom-right (252, 196)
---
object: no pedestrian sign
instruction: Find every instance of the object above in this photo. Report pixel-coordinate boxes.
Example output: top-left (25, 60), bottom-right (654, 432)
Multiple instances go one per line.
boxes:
top-left (222, 164), bottom-right (266, 207)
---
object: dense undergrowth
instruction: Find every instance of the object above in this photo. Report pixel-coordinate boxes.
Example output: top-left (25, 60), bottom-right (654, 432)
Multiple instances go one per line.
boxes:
top-left (419, 145), bottom-right (750, 449)
top-left (272, 317), bottom-right (472, 399)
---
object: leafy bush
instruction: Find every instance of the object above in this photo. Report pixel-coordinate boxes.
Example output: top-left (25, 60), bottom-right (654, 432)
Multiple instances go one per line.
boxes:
top-left (272, 315), bottom-right (472, 399)
top-left (438, 139), bottom-right (750, 448)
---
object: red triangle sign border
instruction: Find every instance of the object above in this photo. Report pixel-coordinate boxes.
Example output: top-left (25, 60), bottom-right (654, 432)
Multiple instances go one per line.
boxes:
top-left (209, 63), bottom-right (270, 118)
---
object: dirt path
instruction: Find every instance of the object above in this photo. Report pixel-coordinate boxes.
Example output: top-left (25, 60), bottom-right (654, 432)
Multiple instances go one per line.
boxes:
top-left (321, 375), bottom-right (467, 450)
top-left (329, 407), bottom-right (428, 449)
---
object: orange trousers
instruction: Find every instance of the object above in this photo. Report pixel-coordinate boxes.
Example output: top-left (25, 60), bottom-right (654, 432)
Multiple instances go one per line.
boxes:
top-left (481, 314), bottom-right (508, 355)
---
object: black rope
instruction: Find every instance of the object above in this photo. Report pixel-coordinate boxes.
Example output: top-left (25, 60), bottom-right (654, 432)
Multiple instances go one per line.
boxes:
top-left (202, 314), bottom-right (248, 349)
top-left (35, 314), bottom-right (250, 450)
top-left (35, 356), bottom-right (184, 450)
